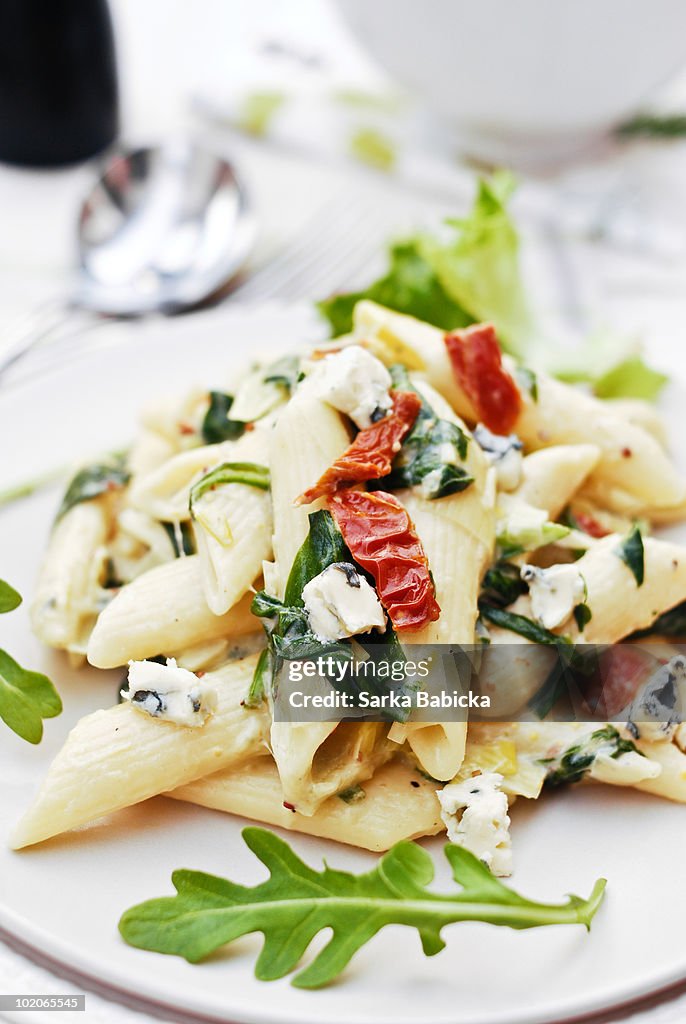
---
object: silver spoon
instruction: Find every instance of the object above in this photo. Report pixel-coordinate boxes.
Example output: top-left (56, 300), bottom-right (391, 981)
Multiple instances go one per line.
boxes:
top-left (0, 140), bottom-right (255, 378)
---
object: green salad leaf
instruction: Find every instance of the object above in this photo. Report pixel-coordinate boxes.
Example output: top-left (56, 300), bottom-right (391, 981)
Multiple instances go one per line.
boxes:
top-left (631, 599), bottom-right (686, 639)
top-left (119, 827), bottom-right (606, 988)
top-left (317, 176), bottom-right (666, 401)
top-left (614, 525), bottom-right (645, 587)
top-left (317, 240), bottom-right (472, 339)
top-left (56, 457), bottom-right (130, 523)
top-left (318, 172), bottom-right (533, 356)
top-left (617, 112), bottom-right (686, 139)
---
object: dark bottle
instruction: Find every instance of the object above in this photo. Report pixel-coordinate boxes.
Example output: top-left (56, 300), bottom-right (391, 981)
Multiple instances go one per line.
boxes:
top-left (0, 0), bottom-right (118, 167)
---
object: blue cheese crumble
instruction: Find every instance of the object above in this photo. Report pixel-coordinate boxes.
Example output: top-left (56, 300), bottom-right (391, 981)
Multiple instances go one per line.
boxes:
top-left (122, 658), bottom-right (217, 727)
top-left (473, 424), bottom-right (523, 491)
top-left (307, 346), bottom-right (392, 429)
top-left (437, 771), bottom-right (512, 876)
top-left (520, 563), bottom-right (586, 630)
top-left (302, 562), bottom-right (386, 642)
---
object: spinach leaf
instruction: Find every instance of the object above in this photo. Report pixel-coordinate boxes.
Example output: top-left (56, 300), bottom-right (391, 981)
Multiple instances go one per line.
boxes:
top-left (479, 604), bottom-right (570, 646)
top-left (0, 578), bottom-right (22, 613)
top-left (283, 510), bottom-right (351, 608)
top-left (189, 462), bottom-right (270, 512)
top-left (337, 784), bottom-right (366, 804)
top-left (480, 562), bottom-right (528, 608)
top-left (161, 521), bottom-right (196, 558)
top-left (379, 364), bottom-right (472, 499)
top-left (263, 355), bottom-right (302, 393)
top-left (573, 603), bottom-right (593, 632)
top-left (515, 366), bottom-right (538, 401)
top-left (614, 525), bottom-right (644, 587)
top-left (244, 647), bottom-right (272, 708)
top-left (56, 457), bottom-right (130, 522)
top-left (119, 827), bottom-right (606, 988)
top-left (546, 726), bottom-right (643, 787)
top-left (201, 392), bottom-right (246, 444)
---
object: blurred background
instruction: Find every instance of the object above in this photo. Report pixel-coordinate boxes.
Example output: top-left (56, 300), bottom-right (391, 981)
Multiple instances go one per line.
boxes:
top-left (2, 0), bottom-right (686, 384)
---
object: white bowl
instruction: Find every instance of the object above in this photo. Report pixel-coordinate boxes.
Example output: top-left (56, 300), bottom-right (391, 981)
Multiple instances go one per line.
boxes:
top-left (336, 0), bottom-right (686, 166)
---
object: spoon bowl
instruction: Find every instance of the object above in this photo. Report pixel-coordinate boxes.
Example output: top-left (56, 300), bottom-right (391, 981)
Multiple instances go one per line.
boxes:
top-left (75, 141), bottom-right (254, 316)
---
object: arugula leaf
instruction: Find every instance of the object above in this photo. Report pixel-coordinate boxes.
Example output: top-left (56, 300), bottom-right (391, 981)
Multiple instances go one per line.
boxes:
top-left (615, 525), bottom-right (645, 587)
top-left (479, 604), bottom-right (570, 646)
top-left (0, 578), bottom-right (22, 613)
top-left (0, 648), bottom-right (62, 744)
top-left (189, 462), bottom-right (270, 513)
top-left (317, 242), bottom-right (473, 338)
top-left (546, 726), bottom-right (643, 787)
top-left (56, 458), bottom-right (130, 522)
top-left (283, 510), bottom-right (351, 608)
top-left (119, 827), bottom-right (606, 988)
top-left (201, 392), bottom-right (246, 444)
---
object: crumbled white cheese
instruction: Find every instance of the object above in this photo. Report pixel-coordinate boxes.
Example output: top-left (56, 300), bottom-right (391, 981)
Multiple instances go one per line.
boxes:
top-left (473, 424), bottom-right (523, 491)
top-left (302, 562), bottom-right (386, 642)
top-left (520, 563), bottom-right (586, 630)
top-left (307, 346), bottom-right (392, 429)
top-left (437, 771), bottom-right (512, 876)
top-left (121, 658), bottom-right (217, 727)
top-left (625, 655), bottom-right (686, 742)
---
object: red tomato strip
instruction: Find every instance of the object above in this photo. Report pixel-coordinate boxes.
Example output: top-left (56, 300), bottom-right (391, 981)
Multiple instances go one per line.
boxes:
top-left (329, 488), bottom-right (440, 632)
top-left (444, 323), bottom-right (521, 434)
top-left (574, 511), bottom-right (610, 539)
top-left (578, 646), bottom-right (659, 719)
top-left (296, 390), bottom-right (421, 505)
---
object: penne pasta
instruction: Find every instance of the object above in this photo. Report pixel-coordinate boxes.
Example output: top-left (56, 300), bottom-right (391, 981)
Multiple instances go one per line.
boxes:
top-left (11, 657), bottom-right (270, 849)
top-left (87, 556), bottom-right (259, 668)
top-left (168, 755), bottom-right (444, 851)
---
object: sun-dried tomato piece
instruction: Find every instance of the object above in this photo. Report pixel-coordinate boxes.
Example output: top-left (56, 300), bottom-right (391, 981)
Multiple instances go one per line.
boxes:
top-left (297, 390), bottom-right (421, 504)
top-left (329, 488), bottom-right (440, 632)
top-left (444, 323), bottom-right (521, 434)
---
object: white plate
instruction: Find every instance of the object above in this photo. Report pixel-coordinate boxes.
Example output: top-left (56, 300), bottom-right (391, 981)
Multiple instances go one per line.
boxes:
top-left (1, 306), bottom-right (685, 1024)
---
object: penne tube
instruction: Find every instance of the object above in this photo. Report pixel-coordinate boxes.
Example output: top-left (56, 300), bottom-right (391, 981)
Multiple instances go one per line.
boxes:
top-left (30, 499), bottom-right (110, 653)
top-left (129, 428), bottom-right (270, 523)
top-left (352, 301), bottom-right (686, 515)
top-left (268, 389), bottom-right (350, 599)
top-left (632, 739), bottom-right (686, 802)
top-left (168, 755), bottom-right (444, 851)
top-left (513, 444), bottom-right (600, 519)
top-left (11, 657), bottom-right (270, 850)
top-left (87, 556), bottom-right (259, 668)
top-left (270, 720), bottom-right (392, 816)
top-left (392, 380), bottom-right (495, 780)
